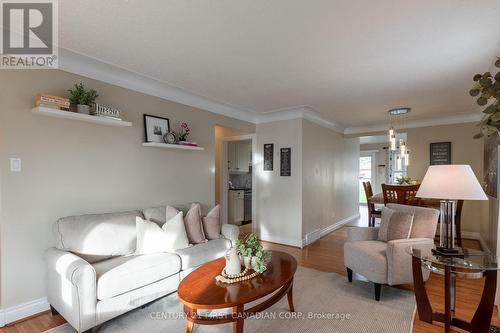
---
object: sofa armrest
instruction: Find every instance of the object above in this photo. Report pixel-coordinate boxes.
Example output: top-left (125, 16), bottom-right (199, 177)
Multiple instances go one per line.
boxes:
top-left (347, 227), bottom-right (379, 242)
top-left (386, 238), bottom-right (433, 286)
top-left (221, 224), bottom-right (240, 244)
top-left (45, 248), bottom-right (97, 332)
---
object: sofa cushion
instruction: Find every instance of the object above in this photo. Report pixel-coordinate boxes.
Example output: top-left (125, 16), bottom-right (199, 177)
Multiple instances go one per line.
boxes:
top-left (143, 204), bottom-right (192, 225)
top-left (344, 240), bottom-right (388, 284)
top-left (55, 211), bottom-right (144, 263)
top-left (202, 205), bottom-right (222, 240)
top-left (174, 238), bottom-right (231, 270)
top-left (386, 204), bottom-right (439, 239)
top-left (184, 203), bottom-right (207, 244)
top-left (93, 253), bottom-right (181, 300)
top-left (136, 214), bottom-right (189, 254)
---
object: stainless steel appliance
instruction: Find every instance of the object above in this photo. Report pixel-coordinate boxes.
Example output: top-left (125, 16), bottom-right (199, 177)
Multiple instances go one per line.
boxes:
top-left (244, 189), bottom-right (252, 223)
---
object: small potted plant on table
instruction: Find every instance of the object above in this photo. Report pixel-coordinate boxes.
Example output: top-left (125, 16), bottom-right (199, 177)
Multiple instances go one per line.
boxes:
top-left (235, 233), bottom-right (272, 273)
top-left (68, 83), bottom-right (99, 114)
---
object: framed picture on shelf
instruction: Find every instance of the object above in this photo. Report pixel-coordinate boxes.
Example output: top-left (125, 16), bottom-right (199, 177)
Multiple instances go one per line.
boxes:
top-left (144, 114), bottom-right (170, 143)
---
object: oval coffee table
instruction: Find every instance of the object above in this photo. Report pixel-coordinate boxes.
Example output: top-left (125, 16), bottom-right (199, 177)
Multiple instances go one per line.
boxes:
top-left (178, 250), bottom-right (297, 333)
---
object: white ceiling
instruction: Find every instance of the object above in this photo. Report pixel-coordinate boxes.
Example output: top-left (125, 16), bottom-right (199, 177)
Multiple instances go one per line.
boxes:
top-left (58, 0), bottom-right (500, 130)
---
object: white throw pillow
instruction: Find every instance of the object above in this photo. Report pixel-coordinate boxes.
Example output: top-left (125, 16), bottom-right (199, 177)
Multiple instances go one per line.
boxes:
top-left (162, 211), bottom-right (190, 250)
top-left (135, 212), bottom-right (189, 254)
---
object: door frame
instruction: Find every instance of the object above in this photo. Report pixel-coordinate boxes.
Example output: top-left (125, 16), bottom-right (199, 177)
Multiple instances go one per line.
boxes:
top-left (359, 150), bottom-right (378, 204)
top-left (221, 134), bottom-right (257, 233)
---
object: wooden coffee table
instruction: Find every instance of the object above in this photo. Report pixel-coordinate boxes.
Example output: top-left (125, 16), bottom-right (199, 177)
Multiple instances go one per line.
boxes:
top-left (178, 250), bottom-right (297, 333)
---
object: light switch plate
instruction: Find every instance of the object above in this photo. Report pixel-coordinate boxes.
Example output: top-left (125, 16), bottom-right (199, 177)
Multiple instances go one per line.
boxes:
top-left (10, 158), bottom-right (21, 172)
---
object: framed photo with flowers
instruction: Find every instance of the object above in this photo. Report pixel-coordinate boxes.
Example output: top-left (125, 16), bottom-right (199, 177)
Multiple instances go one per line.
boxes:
top-left (144, 114), bottom-right (170, 143)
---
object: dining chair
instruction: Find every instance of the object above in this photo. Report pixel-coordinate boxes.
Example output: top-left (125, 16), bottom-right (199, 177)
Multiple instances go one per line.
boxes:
top-left (362, 181), bottom-right (382, 227)
top-left (381, 184), bottom-right (421, 206)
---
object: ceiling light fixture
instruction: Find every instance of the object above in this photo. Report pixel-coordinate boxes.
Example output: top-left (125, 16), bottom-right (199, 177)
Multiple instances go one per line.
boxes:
top-left (388, 107), bottom-right (411, 167)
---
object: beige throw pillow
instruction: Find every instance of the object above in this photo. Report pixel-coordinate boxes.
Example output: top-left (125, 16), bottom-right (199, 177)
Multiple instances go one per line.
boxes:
top-left (135, 212), bottom-right (189, 254)
top-left (377, 207), bottom-right (394, 241)
top-left (184, 203), bottom-right (207, 244)
top-left (202, 205), bottom-right (221, 240)
top-left (386, 211), bottom-right (414, 241)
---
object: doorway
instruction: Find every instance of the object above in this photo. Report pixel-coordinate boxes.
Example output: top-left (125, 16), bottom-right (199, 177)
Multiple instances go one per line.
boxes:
top-left (359, 152), bottom-right (376, 204)
top-left (220, 134), bottom-right (256, 235)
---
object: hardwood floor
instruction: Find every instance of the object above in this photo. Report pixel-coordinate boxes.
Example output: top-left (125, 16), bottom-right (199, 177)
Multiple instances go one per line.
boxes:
top-left (2, 215), bottom-right (498, 333)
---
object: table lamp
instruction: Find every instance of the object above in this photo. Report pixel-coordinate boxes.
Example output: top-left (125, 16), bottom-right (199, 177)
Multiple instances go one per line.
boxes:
top-left (416, 165), bottom-right (487, 255)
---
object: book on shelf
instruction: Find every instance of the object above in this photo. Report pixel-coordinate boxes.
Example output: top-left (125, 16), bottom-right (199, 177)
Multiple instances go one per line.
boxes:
top-left (35, 102), bottom-right (71, 111)
top-left (35, 94), bottom-right (70, 107)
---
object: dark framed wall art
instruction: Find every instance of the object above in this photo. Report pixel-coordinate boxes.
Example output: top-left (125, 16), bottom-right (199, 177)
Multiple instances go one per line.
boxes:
top-left (430, 142), bottom-right (451, 165)
top-left (144, 114), bottom-right (170, 143)
top-left (263, 143), bottom-right (274, 171)
top-left (280, 148), bottom-right (291, 176)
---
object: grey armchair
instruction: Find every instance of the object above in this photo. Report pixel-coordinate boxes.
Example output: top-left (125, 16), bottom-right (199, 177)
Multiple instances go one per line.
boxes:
top-left (344, 203), bottom-right (439, 300)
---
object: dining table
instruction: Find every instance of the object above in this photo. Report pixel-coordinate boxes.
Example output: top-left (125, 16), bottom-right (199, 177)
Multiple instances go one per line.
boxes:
top-left (368, 192), bottom-right (441, 209)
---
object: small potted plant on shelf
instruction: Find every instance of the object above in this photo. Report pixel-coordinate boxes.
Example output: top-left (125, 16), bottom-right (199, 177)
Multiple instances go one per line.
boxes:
top-left (235, 233), bottom-right (272, 273)
top-left (68, 82), bottom-right (99, 114)
top-left (177, 122), bottom-right (190, 142)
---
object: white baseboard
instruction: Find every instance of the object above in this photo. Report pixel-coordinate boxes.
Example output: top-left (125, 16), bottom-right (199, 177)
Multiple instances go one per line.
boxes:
top-left (461, 231), bottom-right (490, 253)
top-left (303, 214), bottom-right (360, 247)
top-left (259, 232), bottom-right (303, 248)
top-left (0, 297), bottom-right (49, 327)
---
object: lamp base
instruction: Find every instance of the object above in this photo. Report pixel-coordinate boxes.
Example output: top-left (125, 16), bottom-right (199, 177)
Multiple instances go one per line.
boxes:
top-left (432, 247), bottom-right (464, 257)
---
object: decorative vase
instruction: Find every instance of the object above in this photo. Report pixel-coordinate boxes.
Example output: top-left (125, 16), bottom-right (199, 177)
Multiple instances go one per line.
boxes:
top-left (77, 104), bottom-right (90, 114)
top-left (225, 247), bottom-right (241, 275)
top-left (240, 255), bottom-right (258, 271)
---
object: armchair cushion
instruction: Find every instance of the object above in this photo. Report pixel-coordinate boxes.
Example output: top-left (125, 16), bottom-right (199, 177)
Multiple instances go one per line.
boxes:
top-left (347, 226), bottom-right (379, 242)
top-left (386, 211), bottom-right (414, 241)
top-left (93, 253), bottom-right (181, 300)
top-left (386, 204), bottom-right (439, 239)
top-left (377, 207), bottom-right (394, 241)
top-left (344, 240), bottom-right (388, 284)
top-left (386, 238), bottom-right (433, 285)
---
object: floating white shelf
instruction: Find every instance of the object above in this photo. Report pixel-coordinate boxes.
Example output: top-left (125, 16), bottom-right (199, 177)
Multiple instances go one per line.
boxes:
top-left (142, 142), bottom-right (205, 151)
top-left (32, 106), bottom-right (133, 127)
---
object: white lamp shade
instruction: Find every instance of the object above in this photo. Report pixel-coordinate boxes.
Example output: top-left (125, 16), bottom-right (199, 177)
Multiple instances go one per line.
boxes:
top-left (416, 165), bottom-right (487, 200)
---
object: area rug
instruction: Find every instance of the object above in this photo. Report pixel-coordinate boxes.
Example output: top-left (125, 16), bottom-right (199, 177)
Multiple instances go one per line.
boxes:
top-left (44, 267), bottom-right (416, 333)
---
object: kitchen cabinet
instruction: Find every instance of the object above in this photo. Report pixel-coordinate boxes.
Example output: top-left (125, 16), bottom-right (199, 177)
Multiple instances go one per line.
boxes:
top-left (228, 141), bottom-right (251, 173)
top-left (228, 190), bottom-right (244, 225)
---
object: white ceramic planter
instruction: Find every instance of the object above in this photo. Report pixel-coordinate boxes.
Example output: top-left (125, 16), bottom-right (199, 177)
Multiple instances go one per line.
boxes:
top-left (77, 104), bottom-right (90, 114)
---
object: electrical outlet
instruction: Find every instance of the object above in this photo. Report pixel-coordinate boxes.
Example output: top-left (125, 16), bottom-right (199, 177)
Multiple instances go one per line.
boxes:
top-left (10, 158), bottom-right (21, 172)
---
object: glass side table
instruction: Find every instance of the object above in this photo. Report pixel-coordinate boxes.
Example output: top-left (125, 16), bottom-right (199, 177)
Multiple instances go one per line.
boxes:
top-left (407, 245), bottom-right (499, 333)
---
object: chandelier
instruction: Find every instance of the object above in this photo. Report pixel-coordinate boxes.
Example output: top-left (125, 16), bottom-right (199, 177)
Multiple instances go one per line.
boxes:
top-left (388, 107), bottom-right (411, 168)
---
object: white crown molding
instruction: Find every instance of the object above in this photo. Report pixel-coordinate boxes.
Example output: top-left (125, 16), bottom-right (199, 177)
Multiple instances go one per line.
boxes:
top-left (58, 48), bottom-right (482, 135)
top-left (344, 113), bottom-right (482, 135)
top-left (59, 48), bottom-right (258, 124)
top-left (256, 106), bottom-right (345, 133)
top-left (0, 297), bottom-right (49, 327)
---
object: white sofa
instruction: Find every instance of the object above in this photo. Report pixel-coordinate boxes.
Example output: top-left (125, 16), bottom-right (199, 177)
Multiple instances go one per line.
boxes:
top-left (45, 205), bottom-right (239, 333)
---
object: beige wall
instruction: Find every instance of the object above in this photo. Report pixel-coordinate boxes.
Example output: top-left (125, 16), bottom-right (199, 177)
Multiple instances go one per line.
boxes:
top-left (214, 126), bottom-right (248, 204)
top-left (0, 70), bottom-right (255, 308)
top-left (405, 123), bottom-right (486, 235)
top-left (302, 120), bottom-right (359, 238)
top-left (255, 119), bottom-right (303, 247)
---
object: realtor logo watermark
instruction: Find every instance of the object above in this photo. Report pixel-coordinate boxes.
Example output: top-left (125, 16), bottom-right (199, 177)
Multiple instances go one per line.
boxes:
top-left (1, 0), bottom-right (58, 69)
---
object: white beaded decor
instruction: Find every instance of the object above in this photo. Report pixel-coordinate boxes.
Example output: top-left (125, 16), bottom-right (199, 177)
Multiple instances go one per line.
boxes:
top-left (215, 267), bottom-right (260, 284)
